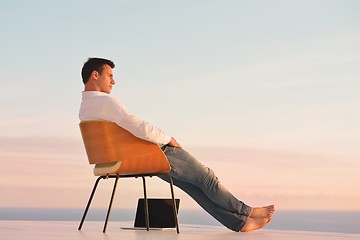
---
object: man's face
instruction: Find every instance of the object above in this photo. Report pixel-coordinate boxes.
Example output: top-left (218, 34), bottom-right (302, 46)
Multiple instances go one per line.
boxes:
top-left (97, 64), bottom-right (115, 94)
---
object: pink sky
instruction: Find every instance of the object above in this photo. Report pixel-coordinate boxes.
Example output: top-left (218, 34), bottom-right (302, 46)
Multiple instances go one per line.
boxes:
top-left (1, 136), bottom-right (359, 211)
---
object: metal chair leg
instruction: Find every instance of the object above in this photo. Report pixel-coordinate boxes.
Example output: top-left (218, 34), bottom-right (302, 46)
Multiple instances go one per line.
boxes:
top-left (142, 176), bottom-right (150, 231)
top-left (103, 175), bottom-right (119, 233)
top-left (78, 176), bottom-right (104, 230)
top-left (168, 174), bottom-right (180, 233)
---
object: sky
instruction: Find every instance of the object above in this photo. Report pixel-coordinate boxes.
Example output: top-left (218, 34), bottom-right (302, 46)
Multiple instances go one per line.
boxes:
top-left (0, 0), bottom-right (359, 212)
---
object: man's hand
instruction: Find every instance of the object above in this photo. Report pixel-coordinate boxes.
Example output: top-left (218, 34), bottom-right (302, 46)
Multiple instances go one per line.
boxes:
top-left (168, 137), bottom-right (182, 148)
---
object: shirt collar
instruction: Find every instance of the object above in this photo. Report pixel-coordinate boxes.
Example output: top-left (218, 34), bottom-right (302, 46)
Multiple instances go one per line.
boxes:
top-left (82, 91), bottom-right (109, 99)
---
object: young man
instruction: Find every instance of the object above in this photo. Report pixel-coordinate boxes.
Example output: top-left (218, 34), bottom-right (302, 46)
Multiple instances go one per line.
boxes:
top-left (79, 57), bottom-right (274, 232)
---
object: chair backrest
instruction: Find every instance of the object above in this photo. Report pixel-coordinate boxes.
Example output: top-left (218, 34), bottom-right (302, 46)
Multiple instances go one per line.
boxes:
top-left (79, 121), bottom-right (170, 175)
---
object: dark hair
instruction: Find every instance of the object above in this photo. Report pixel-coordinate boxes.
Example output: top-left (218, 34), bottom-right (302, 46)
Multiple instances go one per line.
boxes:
top-left (81, 57), bottom-right (115, 84)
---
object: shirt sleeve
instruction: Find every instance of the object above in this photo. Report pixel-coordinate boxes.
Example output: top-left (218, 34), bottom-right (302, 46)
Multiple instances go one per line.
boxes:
top-left (105, 96), bottom-right (172, 145)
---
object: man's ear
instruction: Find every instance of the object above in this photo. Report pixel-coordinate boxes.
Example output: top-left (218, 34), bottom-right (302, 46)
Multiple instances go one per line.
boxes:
top-left (91, 70), bottom-right (99, 80)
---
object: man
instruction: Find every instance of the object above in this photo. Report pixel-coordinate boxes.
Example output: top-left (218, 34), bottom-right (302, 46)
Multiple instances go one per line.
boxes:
top-left (79, 57), bottom-right (275, 232)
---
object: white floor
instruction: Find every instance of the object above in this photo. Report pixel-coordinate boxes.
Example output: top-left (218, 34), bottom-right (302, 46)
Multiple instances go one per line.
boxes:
top-left (1, 221), bottom-right (359, 240)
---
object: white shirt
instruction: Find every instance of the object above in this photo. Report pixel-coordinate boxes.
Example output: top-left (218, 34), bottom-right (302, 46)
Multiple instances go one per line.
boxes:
top-left (79, 91), bottom-right (172, 145)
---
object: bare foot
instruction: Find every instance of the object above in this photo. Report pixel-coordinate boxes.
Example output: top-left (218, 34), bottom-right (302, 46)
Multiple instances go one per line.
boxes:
top-left (249, 205), bottom-right (275, 218)
top-left (240, 216), bottom-right (272, 232)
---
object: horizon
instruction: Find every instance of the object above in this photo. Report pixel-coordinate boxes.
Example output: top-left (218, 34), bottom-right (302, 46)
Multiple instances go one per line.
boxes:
top-left (1, 207), bottom-right (360, 234)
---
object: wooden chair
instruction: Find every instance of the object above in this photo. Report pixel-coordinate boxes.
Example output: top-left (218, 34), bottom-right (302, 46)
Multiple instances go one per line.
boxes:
top-left (77, 121), bottom-right (179, 233)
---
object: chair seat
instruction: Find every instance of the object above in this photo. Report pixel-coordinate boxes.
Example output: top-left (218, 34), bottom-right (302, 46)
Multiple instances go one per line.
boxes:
top-left (93, 160), bottom-right (170, 176)
top-left (94, 161), bottom-right (122, 176)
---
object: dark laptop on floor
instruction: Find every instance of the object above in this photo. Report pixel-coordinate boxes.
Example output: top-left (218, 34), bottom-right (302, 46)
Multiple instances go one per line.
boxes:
top-left (126, 198), bottom-right (180, 230)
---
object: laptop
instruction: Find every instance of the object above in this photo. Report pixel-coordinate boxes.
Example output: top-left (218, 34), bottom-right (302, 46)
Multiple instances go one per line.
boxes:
top-left (124, 198), bottom-right (180, 230)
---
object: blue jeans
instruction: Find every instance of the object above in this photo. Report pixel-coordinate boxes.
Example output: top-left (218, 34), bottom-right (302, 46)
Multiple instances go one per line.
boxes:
top-left (159, 146), bottom-right (251, 231)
